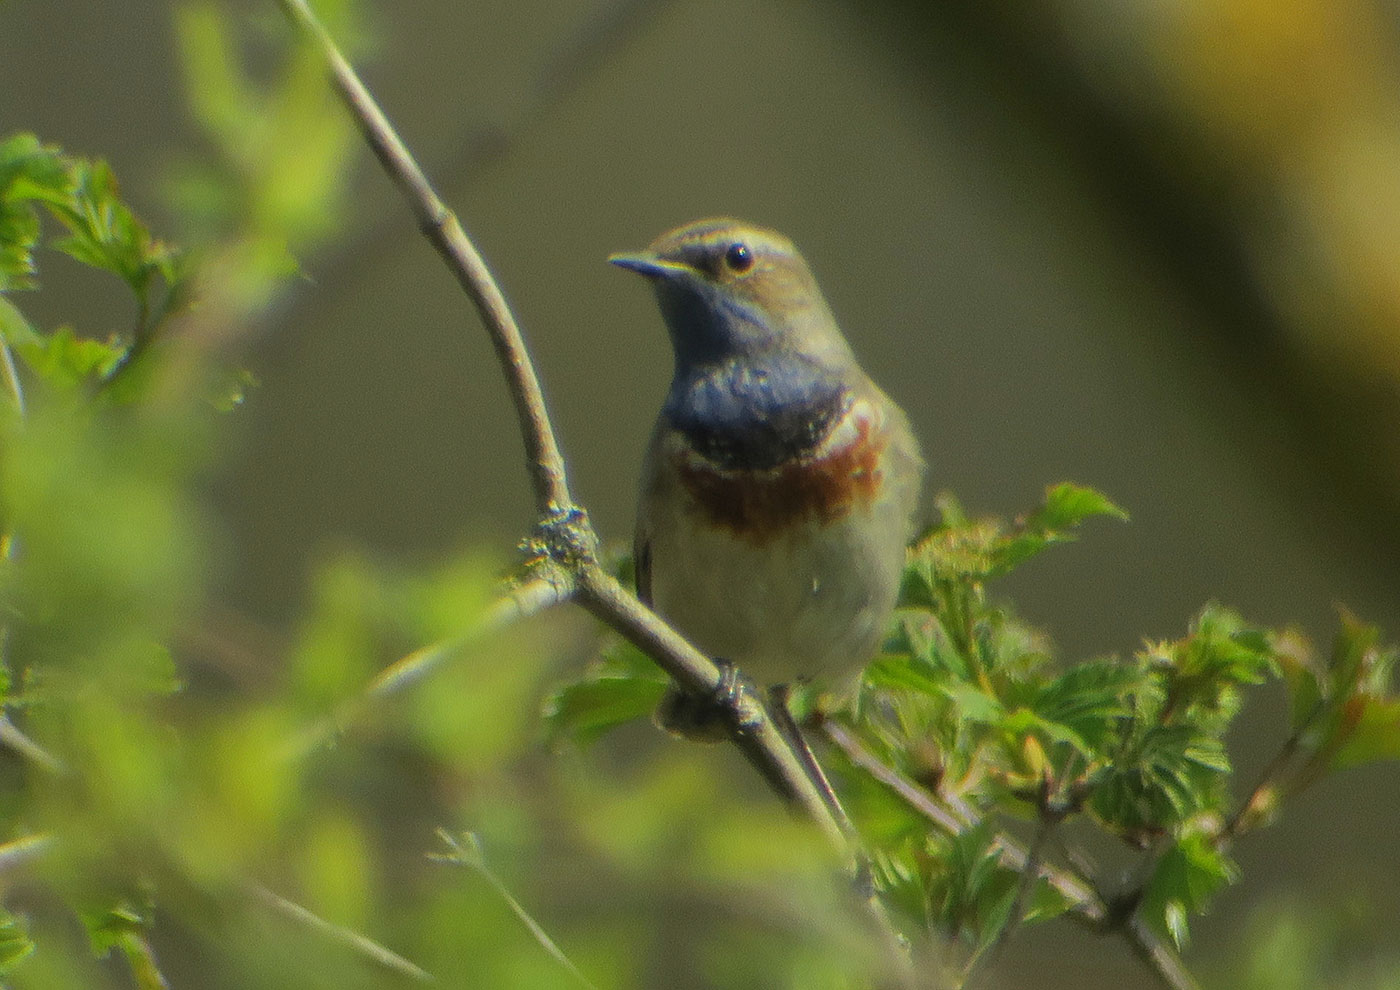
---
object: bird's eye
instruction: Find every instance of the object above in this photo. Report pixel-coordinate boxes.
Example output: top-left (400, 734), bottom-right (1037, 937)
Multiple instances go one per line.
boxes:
top-left (723, 242), bottom-right (754, 273)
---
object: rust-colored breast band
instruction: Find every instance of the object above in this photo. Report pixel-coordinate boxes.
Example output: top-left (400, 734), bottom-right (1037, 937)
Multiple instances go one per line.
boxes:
top-left (675, 413), bottom-right (887, 544)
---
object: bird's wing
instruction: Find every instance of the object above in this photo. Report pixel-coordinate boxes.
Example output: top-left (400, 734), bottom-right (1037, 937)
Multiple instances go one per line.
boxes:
top-left (633, 527), bottom-right (653, 606)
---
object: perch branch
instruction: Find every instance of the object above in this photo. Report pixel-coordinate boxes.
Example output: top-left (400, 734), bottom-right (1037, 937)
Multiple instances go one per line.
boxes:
top-left (273, 3), bottom-right (914, 984)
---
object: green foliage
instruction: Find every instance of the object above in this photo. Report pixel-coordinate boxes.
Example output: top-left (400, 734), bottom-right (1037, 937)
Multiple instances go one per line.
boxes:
top-left (5, 5), bottom-right (1398, 987)
top-left (543, 641), bottom-right (668, 746)
top-left (551, 483), bottom-right (1400, 975)
top-left (0, 132), bottom-right (191, 395)
top-left (0, 909), bottom-right (36, 973)
top-left (0, 111), bottom-right (894, 988)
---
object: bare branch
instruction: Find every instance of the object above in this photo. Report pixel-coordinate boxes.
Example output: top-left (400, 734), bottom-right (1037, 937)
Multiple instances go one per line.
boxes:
top-left (283, 573), bottom-right (575, 761)
top-left (0, 832), bottom-right (56, 875)
top-left (433, 829), bottom-right (598, 990)
top-left (274, 0), bottom-right (571, 519)
top-left (272, 6), bottom-right (920, 983)
top-left (0, 715), bottom-right (67, 775)
top-left (269, 0), bottom-right (852, 844)
top-left (1124, 919), bottom-right (1204, 990)
top-left (0, 339), bottom-right (24, 416)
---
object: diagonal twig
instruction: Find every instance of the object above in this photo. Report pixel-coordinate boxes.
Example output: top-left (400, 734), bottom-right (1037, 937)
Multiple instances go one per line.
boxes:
top-left (271, 3), bottom-right (917, 985)
top-left (274, 0), bottom-right (570, 520)
top-left (282, 572), bottom-right (577, 761)
top-left (245, 882), bottom-right (435, 983)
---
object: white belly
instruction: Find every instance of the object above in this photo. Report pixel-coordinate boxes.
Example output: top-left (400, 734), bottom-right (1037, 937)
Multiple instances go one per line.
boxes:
top-left (645, 489), bottom-right (910, 687)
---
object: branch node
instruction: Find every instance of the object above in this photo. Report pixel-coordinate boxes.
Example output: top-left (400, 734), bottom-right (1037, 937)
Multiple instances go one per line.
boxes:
top-left (527, 505), bottom-right (598, 572)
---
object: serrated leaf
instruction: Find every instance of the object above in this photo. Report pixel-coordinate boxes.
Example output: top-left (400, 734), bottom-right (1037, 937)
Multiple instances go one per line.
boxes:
top-left (1032, 658), bottom-right (1143, 754)
top-left (937, 682), bottom-right (1005, 726)
top-left (13, 325), bottom-right (125, 389)
top-left (1000, 707), bottom-right (1093, 759)
top-left (1029, 483), bottom-right (1129, 530)
top-left (927, 823), bottom-right (1022, 948)
top-left (1, 133), bottom-right (72, 290)
top-left (862, 652), bottom-right (942, 695)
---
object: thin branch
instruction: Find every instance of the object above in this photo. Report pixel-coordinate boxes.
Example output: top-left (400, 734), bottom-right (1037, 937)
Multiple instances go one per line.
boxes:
top-left (272, 0), bottom-right (851, 859)
top-left (1124, 919), bottom-right (1204, 990)
top-left (572, 569), bottom-right (845, 847)
top-left (0, 832), bottom-right (56, 874)
top-left (273, 7), bottom-right (917, 984)
top-left (283, 573), bottom-right (575, 761)
top-left (245, 882), bottom-right (435, 983)
top-left (122, 932), bottom-right (172, 990)
top-left (821, 722), bottom-right (1206, 990)
top-left (0, 715), bottom-right (67, 775)
top-left (0, 833), bottom-right (432, 984)
top-left (275, 0), bottom-right (571, 519)
top-left (821, 720), bottom-right (971, 837)
top-left (962, 810), bottom-right (1056, 987)
top-left (433, 830), bottom-right (598, 990)
top-left (1217, 698), bottom-right (1325, 845)
top-left (368, 572), bottom-right (576, 702)
top-left (0, 339), bottom-right (25, 416)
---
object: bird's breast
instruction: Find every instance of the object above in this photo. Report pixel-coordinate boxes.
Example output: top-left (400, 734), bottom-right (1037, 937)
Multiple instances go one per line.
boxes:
top-left (666, 398), bottom-right (890, 545)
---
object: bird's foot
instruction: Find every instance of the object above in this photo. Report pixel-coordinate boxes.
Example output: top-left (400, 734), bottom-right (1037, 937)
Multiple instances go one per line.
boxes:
top-left (654, 660), bottom-right (762, 743)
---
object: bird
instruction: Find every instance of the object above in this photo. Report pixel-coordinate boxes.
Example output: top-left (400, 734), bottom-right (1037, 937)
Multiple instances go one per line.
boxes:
top-left (610, 218), bottom-right (924, 739)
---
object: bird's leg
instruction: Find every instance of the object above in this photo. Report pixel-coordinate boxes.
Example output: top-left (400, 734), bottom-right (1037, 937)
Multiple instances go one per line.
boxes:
top-left (768, 685), bottom-right (881, 903)
top-left (767, 683), bottom-right (856, 839)
top-left (654, 660), bottom-right (762, 743)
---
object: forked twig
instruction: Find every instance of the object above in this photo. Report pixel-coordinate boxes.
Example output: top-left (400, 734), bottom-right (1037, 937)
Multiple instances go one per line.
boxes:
top-left (820, 719), bottom-right (1201, 990)
top-left (272, 2), bottom-right (916, 985)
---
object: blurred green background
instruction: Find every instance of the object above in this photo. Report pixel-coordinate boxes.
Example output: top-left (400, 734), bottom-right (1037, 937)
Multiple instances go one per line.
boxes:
top-left (4, 0), bottom-right (1399, 986)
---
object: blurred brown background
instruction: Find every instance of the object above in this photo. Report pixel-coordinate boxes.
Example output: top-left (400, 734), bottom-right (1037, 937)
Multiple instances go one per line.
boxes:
top-left (5, 0), bottom-right (1398, 986)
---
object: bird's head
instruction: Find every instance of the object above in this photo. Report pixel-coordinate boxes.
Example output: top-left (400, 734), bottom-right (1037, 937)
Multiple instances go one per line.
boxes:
top-left (610, 219), bottom-right (855, 375)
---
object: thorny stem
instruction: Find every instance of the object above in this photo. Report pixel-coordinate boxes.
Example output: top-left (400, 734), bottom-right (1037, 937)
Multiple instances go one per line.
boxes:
top-left (274, 2), bottom-right (917, 985)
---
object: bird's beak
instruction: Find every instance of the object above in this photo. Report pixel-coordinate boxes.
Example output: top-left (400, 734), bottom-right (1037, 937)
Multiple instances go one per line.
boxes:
top-left (607, 252), bottom-right (690, 279)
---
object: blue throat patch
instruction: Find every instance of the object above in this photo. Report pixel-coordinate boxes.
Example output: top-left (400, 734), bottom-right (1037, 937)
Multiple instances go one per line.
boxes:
top-left (665, 357), bottom-right (851, 471)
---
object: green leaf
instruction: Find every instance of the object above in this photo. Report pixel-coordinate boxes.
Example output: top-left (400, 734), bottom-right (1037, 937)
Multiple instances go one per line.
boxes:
top-left (543, 642), bottom-right (668, 745)
top-left (1031, 657), bottom-right (1144, 754)
top-left (1269, 627), bottom-right (1322, 731)
top-left (0, 293), bottom-right (42, 350)
top-left (12, 325), bottom-right (125, 390)
top-left (926, 823), bottom-right (1020, 949)
top-left (1027, 483), bottom-right (1129, 530)
top-left (1089, 722), bottom-right (1230, 834)
top-left (0, 132), bottom-right (68, 290)
top-left (1329, 611), bottom-right (1380, 699)
top-left (1000, 707), bottom-right (1093, 759)
top-left (940, 682), bottom-right (1005, 727)
top-left (1139, 829), bottom-right (1239, 948)
top-left (0, 909), bottom-right (34, 973)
